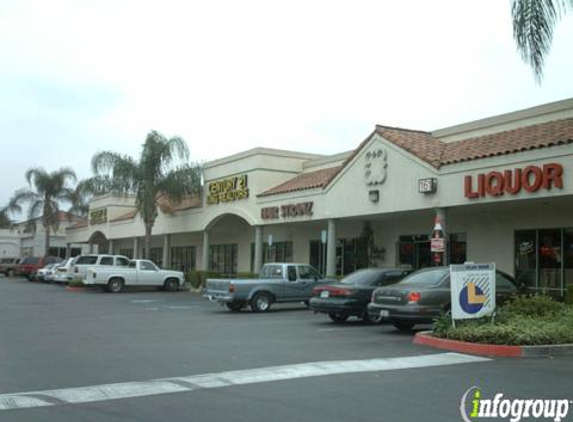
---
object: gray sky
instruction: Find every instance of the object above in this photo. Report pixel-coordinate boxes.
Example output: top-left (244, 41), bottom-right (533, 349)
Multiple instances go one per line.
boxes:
top-left (1, 0), bottom-right (572, 216)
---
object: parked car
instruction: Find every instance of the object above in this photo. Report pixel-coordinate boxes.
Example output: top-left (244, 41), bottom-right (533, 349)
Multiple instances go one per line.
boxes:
top-left (309, 268), bottom-right (412, 324)
top-left (83, 259), bottom-right (184, 292)
top-left (204, 263), bottom-right (335, 312)
top-left (18, 256), bottom-right (61, 280)
top-left (367, 266), bottom-right (518, 331)
top-left (72, 254), bottom-right (130, 280)
top-left (0, 258), bottom-right (22, 277)
top-left (52, 257), bottom-right (77, 284)
top-left (36, 263), bottom-right (59, 283)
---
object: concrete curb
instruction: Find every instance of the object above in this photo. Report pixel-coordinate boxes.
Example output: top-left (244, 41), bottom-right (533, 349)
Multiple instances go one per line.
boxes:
top-left (66, 286), bottom-right (90, 292)
top-left (413, 331), bottom-right (573, 358)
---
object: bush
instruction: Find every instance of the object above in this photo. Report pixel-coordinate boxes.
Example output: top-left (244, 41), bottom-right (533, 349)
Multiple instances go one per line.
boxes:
top-left (67, 278), bottom-right (84, 287)
top-left (432, 295), bottom-right (573, 346)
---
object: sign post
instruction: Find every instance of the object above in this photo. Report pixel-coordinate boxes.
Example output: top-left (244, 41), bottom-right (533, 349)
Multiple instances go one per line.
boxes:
top-left (450, 263), bottom-right (496, 326)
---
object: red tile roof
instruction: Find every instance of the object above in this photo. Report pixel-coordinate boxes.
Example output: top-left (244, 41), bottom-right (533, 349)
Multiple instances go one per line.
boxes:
top-left (157, 195), bottom-right (202, 213)
top-left (258, 117), bottom-right (573, 198)
top-left (110, 210), bottom-right (137, 223)
top-left (440, 118), bottom-right (573, 165)
top-left (258, 166), bottom-right (342, 197)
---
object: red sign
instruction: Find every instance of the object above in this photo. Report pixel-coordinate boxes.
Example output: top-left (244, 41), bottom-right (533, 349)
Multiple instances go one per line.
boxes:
top-left (464, 163), bottom-right (563, 199)
top-left (431, 238), bottom-right (445, 253)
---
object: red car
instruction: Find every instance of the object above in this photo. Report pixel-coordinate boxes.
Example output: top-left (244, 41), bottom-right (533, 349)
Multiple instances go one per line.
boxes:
top-left (18, 256), bottom-right (60, 280)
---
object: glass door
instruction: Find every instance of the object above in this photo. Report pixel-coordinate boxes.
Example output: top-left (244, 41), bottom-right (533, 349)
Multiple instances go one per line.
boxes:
top-left (538, 229), bottom-right (562, 299)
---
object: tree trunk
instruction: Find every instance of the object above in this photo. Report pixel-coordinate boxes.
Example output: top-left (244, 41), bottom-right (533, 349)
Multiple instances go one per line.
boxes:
top-left (144, 223), bottom-right (153, 260)
top-left (44, 225), bottom-right (50, 258)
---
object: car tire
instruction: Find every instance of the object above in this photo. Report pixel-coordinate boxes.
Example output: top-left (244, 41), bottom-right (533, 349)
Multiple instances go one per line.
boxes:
top-left (226, 302), bottom-right (244, 312)
top-left (362, 311), bottom-right (383, 325)
top-left (251, 292), bottom-right (272, 312)
top-left (107, 278), bottom-right (124, 293)
top-left (328, 312), bottom-right (349, 323)
top-left (392, 321), bottom-right (415, 331)
top-left (164, 279), bottom-right (179, 292)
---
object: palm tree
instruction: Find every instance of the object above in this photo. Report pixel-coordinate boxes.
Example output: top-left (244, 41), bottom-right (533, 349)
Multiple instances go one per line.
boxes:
top-left (0, 207), bottom-right (13, 229)
top-left (88, 130), bottom-right (202, 260)
top-left (8, 168), bottom-right (77, 256)
top-left (512, 0), bottom-right (572, 82)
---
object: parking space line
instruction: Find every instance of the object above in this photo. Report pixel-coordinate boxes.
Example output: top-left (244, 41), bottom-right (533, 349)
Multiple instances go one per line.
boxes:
top-left (0, 352), bottom-right (489, 411)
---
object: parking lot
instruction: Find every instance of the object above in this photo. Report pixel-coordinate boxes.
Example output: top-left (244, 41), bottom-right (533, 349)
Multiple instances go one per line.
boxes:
top-left (1, 276), bottom-right (572, 422)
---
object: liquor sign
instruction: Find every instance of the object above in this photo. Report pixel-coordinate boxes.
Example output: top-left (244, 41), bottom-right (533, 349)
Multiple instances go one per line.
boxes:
top-left (464, 163), bottom-right (563, 199)
top-left (450, 263), bottom-right (496, 320)
top-left (89, 208), bottom-right (107, 225)
top-left (261, 202), bottom-right (314, 220)
top-left (207, 174), bottom-right (249, 205)
top-left (430, 238), bottom-right (445, 253)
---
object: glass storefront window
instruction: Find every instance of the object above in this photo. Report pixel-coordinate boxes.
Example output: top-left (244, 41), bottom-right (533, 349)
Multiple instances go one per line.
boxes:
top-left (118, 248), bottom-right (134, 259)
top-left (515, 230), bottom-right (537, 291)
top-left (171, 246), bottom-right (196, 272)
top-left (565, 229), bottom-right (573, 288)
top-left (209, 244), bottom-right (237, 275)
top-left (398, 233), bottom-right (464, 269)
top-left (538, 229), bottom-right (562, 292)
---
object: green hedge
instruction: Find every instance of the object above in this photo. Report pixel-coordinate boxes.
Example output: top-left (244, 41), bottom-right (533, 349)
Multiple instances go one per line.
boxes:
top-left (433, 295), bottom-right (573, 346)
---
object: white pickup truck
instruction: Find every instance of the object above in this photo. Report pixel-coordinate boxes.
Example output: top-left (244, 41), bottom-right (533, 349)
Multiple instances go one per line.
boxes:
top-left (84, 259), bottom-right (185, 293)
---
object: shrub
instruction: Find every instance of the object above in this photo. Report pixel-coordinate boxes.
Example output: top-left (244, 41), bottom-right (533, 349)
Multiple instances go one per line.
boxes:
top-left (432, 295), bottom-right (573, 346)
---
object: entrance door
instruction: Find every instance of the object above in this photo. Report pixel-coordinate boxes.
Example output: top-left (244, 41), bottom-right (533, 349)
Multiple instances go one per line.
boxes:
top-left (538, 229), bottom-right (563, 298)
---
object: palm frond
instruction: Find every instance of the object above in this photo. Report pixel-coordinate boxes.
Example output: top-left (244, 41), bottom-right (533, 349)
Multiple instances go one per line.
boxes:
top-left (91, 151), bottom-right (139, 194)
top-left (156, 164), bottom-right (203, 204)
top-left (8, 189), bottom-right (40, 214)
top-left (512, 0), bottom-right (573, 82)
top-left (0, 207), bottom-right (13, 229)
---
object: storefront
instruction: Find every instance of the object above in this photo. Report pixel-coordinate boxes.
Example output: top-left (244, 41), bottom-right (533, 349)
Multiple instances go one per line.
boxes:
top-left (66, 98), bottom-right (573, 297)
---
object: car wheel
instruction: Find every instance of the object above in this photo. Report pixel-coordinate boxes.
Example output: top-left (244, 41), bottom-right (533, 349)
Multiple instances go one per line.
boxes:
top-left (164, 279), bottom-right (179, 292)
top-left (328, 312), bottom-right (349, 323)
top-left (362, 311), bottom-right (383, 325)
top-left (392, 321), bottom-right (415, 331)
top-left (107, 278), bottom-right (124, 293)
top-left (251, 292), bottom-right (272, 312)
top-left (226, 302), bottom-right (244, 312)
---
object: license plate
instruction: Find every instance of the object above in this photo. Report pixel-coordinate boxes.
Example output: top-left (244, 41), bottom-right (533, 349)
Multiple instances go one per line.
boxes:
top-left (379, 310), bottom-right (389, 318)
top-left (320, 290), bottom-right (329, 298)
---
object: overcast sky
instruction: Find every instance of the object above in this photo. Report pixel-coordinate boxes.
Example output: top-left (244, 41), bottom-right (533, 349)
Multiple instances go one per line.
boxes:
top-left (1, 0), bottom-right (572, 217)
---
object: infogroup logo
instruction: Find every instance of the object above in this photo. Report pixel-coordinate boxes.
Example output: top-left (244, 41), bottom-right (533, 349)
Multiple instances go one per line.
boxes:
top-left (460, 387), bottom-right (571, 422)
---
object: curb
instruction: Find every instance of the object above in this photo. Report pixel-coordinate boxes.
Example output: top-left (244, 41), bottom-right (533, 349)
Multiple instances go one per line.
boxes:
top-left (413, 331), bottom-right (573, 358)
top-left (66, 286), bottom-right (90, 292)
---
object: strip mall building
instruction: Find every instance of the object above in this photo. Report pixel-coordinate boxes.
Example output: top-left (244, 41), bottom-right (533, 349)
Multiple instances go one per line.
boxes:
top-left (66, 99), bottom-right (573, 298)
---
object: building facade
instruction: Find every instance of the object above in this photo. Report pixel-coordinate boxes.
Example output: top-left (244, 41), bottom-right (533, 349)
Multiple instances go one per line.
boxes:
top-left (66, 99), bottom-right (573, 298)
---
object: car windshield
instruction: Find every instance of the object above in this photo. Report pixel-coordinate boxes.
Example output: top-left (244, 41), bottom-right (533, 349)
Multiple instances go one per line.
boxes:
top-left (340, 269), bottom-right (383, 285)
top-left (397, 268), bottom-right (449, 286)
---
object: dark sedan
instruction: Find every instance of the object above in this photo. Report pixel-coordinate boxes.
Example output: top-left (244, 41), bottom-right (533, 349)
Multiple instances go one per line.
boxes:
top-left (309, 268), bottom-right (412, 324)
top-left (367, 266), bottom-right (518, 331)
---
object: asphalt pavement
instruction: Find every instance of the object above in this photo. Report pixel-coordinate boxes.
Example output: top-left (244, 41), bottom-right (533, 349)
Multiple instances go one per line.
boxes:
top-left (1, 276), bottom-right (571, 422)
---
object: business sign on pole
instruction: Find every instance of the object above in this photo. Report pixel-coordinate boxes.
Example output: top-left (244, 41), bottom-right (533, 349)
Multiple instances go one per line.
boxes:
top-left (450, 263), bottom-right (496, 320)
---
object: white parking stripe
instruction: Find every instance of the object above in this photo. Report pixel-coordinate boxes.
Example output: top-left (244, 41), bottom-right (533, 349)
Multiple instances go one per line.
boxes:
top-left (0, 353), bottom-right (489, 411)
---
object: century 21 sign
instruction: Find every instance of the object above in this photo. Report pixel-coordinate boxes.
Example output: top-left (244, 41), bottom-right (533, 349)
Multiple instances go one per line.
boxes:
top-left (207, 174), bottom-right (249, 205)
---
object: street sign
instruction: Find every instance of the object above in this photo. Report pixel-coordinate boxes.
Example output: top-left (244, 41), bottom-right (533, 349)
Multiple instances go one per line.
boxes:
top-left (431, 238), bottom-right (445, 253)
top-left (450, 263), bottom-right (496, 320)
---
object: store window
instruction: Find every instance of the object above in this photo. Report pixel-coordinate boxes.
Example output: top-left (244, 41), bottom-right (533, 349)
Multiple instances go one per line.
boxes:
top-left (250, 242), bottom-right (293, 272)
top-left (209, 244), bottom-right (238, 275)
top-left (142, 247), bottom-right (163, 267)
top-left (171, 246), bottom-right (196, 273)
top-left (397, 233), bottom-right (466, 270)
top-left (515, 228), bottom-right (571, 299)
top-left (118, 248), bottom-right (134, 259)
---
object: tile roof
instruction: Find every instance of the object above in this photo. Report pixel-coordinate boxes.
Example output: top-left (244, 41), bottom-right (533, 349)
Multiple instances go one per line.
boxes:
top-left (110, 210), bottom-right (137, 223)
top-left (258, 117), bottom-right (573, 198)
top-left (257, 166), bottom-right (342, 197)
top-left (157, 195), bottom-right (202, 213)
top-left (66, 221), bottom-right (88, 230)
top-left (440, 118), bottom-right (573, 165)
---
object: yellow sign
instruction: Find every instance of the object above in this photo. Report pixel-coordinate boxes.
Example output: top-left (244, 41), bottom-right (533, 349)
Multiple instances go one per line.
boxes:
top-left (89, 208), bottom-right (107, 225)
top-left (207, 175), bottom-right (249, 205)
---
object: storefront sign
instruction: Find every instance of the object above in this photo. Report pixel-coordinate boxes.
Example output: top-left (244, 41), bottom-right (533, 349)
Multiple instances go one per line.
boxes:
top-left (89, 208), bottom-right (107, 225)
top-left (261, 202), bottom-right (314, 220)
top-left (464, 163), bottom-right (563, 199)
top-left (207, 175), bottom-right (249, 205)
top-left (450, 263), bottom-right (496, 320)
